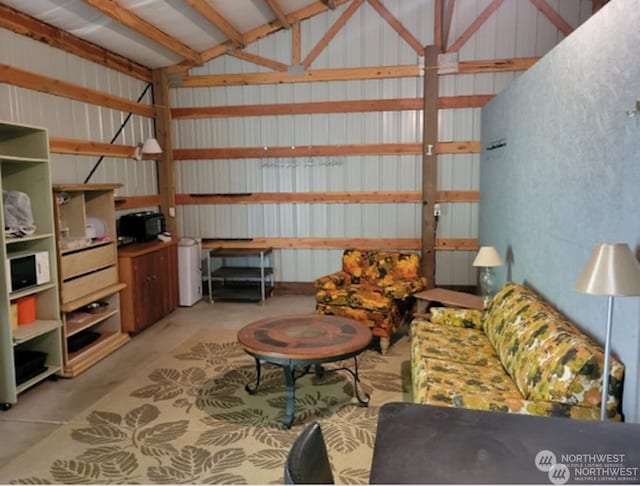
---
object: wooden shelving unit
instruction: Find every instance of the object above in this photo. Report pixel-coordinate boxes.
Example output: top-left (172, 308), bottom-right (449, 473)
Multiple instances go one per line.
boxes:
top-left (52, 184), bottom-right (130, 377)
top-left (0, 121), bottom-right (62, 410)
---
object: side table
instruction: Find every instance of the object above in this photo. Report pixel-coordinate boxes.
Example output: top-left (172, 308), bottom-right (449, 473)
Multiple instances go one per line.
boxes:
top-left (414, 287), bottom-right (483, 316)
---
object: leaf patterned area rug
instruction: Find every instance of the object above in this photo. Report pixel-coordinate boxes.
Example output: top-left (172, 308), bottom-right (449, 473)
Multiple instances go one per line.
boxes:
top-left (2, 329), bottom-right (411, 484)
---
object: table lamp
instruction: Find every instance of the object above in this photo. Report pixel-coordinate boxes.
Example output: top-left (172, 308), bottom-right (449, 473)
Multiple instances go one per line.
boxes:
top-left (472, 246), bottom-right (503, 307)
top-left (574, 243), bottom-right (640, 420)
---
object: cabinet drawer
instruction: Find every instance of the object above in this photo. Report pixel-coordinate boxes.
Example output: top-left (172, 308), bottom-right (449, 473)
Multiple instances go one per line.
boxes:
top-left (61, 266), bottom-right (118, 304)
top-left (61, 243), bottom-right (116, 280)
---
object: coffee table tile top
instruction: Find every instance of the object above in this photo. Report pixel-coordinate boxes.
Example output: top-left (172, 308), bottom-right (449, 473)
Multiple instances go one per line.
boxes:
top-left (237, 314), bottom-right (372, 360)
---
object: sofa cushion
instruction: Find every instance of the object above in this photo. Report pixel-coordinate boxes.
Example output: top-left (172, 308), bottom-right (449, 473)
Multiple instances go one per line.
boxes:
top-left (429, 307), bottom-right (484, 330)
top-left (365, 251), bottom-right (423, 283)
top-left (315, 285), bottom-right (395, 312)
top-left (340, 249), bottom-right (426, 296)
top-left (315, 303), bottom-right (399, 334)
top-left (422, 390), bottom-right (602, 420)
top-left (482, 282), bottom-right (624, 409)
top-left (411, 319), bottom-right (499, 367)
top-left (413, 357), bottom-right (522, 408)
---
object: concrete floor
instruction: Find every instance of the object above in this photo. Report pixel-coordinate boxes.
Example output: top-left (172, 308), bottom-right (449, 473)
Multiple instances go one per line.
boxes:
top-left (0, 295), bottom-right (316, 467)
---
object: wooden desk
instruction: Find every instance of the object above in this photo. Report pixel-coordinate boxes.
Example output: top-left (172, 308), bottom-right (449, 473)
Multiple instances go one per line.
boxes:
top-left (369, 402), bottom-right (640, 484)
top-left (414, 287), bottom-right (483, 316)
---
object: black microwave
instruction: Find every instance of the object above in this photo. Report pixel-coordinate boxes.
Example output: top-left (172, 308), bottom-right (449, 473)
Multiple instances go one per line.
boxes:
top-left (119, 211), bottom-right (165, 242)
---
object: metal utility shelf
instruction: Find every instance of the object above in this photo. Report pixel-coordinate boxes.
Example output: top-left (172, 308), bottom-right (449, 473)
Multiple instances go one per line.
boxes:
top-left (206, 247), bottom-right (274, 304)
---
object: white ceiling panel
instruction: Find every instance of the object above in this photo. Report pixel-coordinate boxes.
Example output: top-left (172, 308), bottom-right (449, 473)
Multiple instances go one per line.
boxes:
top-left (1, 0), bottom-right (182, 67)
top-left (1, 0), bottom-right (326, 69)
top-left (119, 0), bottom-right (228, 50)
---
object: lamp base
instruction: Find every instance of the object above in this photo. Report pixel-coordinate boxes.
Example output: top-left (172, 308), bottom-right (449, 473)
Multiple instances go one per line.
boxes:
top-left (479, 267), bottom-right (497, 307)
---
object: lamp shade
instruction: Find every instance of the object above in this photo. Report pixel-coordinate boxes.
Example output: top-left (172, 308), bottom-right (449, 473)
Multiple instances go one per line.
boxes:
top-left (574, 243), bottom-right (640, 296)
top-left (141, 137), bottom-right (162, 154)
top-left (472, 246), bottom-right (503, 267)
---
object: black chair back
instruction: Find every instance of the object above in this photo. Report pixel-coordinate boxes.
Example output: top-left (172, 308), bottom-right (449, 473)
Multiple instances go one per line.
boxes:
top-left (284, 422), bottom-right (335, 484)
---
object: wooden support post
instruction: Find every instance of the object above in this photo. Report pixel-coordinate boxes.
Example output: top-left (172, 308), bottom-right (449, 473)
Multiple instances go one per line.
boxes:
top-left (151, 68), bottom-right (177, 236)
top-left (422, 46), bottom-right (438, 288)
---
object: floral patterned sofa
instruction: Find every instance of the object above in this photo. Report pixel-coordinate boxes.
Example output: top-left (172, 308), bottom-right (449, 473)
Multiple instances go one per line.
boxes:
top-left (315, 249), bottom-right (427, 355)
top-left (410, 281), bottom-right (625, 420)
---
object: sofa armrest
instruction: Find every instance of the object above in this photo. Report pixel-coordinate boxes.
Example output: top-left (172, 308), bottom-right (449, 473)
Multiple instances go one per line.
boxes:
top-left (380, 277), bottom-right (428, 299)
top-left (429, 307), bottom-right (484, 330)
top-left (314, 271), bottom-right (352, 290)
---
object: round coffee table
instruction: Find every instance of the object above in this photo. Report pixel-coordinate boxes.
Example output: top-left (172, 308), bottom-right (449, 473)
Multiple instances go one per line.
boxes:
top-left (237, 314), bottom-right (372, 428)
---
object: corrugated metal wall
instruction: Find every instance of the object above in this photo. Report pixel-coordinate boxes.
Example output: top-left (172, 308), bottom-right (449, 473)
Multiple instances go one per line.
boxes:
top-left (172, 0), bottom-right (593, 284)
top-left (0, 29), bottom-right (157, 196)
top-left (0, 0), bottom-right (594, 285)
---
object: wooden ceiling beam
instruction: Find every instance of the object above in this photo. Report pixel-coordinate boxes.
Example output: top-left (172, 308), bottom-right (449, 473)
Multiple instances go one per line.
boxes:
top-left (263, 0), bottom-right (291, 29)
top-left (171, 0), bottom-right (352, 71)
top-left (81, 0), bottom-right (202, 63)
top-left (529, 0), bottom-right (573, 37)
top-left (302, 0), bottom-right (364, 69)
top-left (320, 0), bottom-right (338, 10)
top-left (367, 0), bottom-right (424, 56)
top-left (0, 4), bottom-right (150, 81)
top-left (171, 95), bottom-right (493, 119)
top-left (180, 64), bottom-right (421, 87)
top-left (434, 0), bottom-right (443, 52)
top-left (228, 49), bottom-right (289, 72)
top-left (292, 20), bottom-right (301, 65)
top-left (592, 0), bottom-right (609, 14)
top-left (184, 0), bottom-right (245, 48)
top-left (446, 0), bottom-right (504, 53)
top-left (442, 0), bottom-right (456, 52)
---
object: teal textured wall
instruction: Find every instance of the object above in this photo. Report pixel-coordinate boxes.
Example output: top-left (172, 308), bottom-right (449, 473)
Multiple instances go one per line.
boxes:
top-left (480, 0), bottom-right (640, 422)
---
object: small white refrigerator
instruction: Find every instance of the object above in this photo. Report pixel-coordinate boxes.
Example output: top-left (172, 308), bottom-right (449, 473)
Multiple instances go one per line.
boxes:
top-left (178, 238), bottom-right (202, 306)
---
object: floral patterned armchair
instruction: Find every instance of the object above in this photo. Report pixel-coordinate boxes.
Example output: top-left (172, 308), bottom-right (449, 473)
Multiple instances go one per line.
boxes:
top-left (315, 249), bottom-right (427, 354)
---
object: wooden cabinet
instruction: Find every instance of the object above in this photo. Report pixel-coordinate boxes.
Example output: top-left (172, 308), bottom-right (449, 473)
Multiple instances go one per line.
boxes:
top-left (52, 184), bottom-right (130, 377)
top-left (0, 121), bottom-right (62, 409)
top-left (118, 240), bottom-right (178, 333)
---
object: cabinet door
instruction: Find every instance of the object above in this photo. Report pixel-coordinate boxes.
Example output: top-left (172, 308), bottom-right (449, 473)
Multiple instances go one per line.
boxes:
top-left (132, 253), bottom-right (156, 329)
top-left (118, 242), bottom-right (178, 334)
top-left (160, 245), bottom-right (178, 316)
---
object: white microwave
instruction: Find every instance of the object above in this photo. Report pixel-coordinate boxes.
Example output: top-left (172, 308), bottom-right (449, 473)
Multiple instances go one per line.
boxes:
top-left (6, 250), bottom-right (50, 293)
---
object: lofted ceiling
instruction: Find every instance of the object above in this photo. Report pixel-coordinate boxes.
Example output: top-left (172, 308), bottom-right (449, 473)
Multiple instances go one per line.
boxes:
top-left (0, 0), bottom-right (345, 70)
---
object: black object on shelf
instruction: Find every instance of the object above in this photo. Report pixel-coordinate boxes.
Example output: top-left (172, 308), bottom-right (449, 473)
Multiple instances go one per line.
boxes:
top-left (67, 330), bottom-right (101, 353)
top-left (211, 282), bottom-right (275, 302)
top-left (14, 350), bottom-right (47, 385)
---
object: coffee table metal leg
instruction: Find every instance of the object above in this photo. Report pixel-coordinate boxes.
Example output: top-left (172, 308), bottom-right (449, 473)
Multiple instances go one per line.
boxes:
top-left (335, 357), bottom-right (369, 406)
top-left (245, 357), bottom-right (262, 395)
top-left (283, 365), bottom-right (296, 428)
top-left (352, 357), bottom-right (369, 405)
